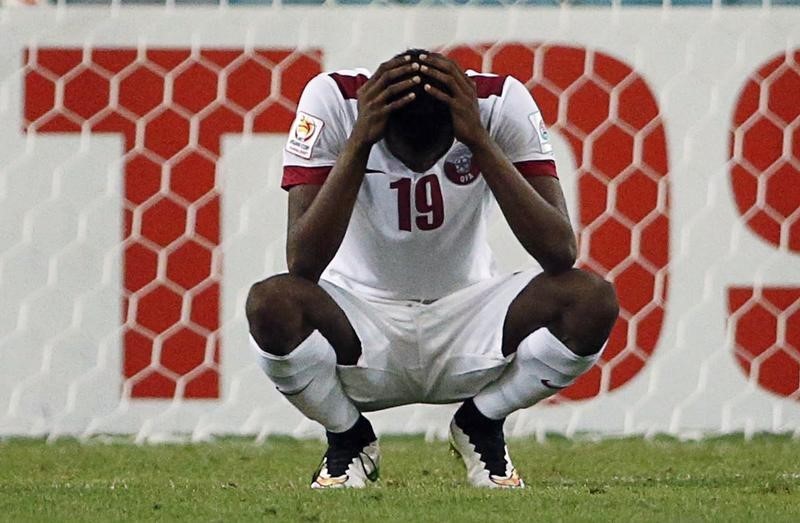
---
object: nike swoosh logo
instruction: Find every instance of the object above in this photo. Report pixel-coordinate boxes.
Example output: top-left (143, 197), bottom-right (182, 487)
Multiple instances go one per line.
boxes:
top-left (277, 381), bottom-right (312, 397)
top-left (360, 452), bottom-right (380, 482)
top-left (541, 379), bottom-right (568, 390)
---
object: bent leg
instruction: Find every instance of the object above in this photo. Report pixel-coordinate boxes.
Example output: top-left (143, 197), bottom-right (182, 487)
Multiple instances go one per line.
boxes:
top-left (501, 268), bottom-right (619, 358)
top-left (474, 269), bottom-right (619, 420)
top-left (246, 273), bottom-right (361, 365)
top-left (246, 273), bottom-right (363, 433)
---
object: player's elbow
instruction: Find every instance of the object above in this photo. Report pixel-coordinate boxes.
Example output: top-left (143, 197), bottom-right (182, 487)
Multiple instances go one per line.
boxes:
top-left (540, 251), bottom-right (576, 275)
top-left (286, 252), bottom-right (322, 282)
top-left (539, 236), bottom-right (577, 275)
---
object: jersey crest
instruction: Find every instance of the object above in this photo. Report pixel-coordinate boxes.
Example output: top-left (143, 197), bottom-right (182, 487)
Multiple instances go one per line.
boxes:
top-left (444, 144), bottom-right (481, 186)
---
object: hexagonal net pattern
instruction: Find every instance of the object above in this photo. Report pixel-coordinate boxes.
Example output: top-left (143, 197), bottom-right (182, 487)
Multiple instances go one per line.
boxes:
top-left (444, 43), bottom-right (669, 402)
top-left (3, 7), bottom-right (800, 440)
top-left (23, 47), bottom-right (322, 399)
top-left (728, 50), bottom-right (800, 402)
top-left (730, 51), bottom-right (800, 253)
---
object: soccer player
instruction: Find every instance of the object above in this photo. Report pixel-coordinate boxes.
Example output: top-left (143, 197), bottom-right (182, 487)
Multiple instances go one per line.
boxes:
top-left (246, 50), bottom-right (618, 489)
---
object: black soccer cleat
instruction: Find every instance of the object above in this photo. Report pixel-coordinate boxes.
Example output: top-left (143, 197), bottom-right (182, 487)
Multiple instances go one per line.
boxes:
top-left (449, 399), bottom-right (524, 488)
top-left (311, 415), bottom-right (380, 489)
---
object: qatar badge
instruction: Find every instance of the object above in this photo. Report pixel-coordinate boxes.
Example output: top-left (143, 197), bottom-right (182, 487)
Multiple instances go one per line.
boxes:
top-left (528, 111), bottom-right (553, 154)
top-left (444, 144), bottom-right (481, 186)
top-left (286, 112), bottom-right (324, 159)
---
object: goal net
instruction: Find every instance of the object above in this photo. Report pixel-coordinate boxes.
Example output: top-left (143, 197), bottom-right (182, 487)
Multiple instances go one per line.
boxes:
top-left (0, 3), bottom-right (798, 441)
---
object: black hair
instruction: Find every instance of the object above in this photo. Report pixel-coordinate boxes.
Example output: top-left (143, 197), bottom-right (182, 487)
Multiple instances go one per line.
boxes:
top-left (387, 49), bottom-right (453, 151)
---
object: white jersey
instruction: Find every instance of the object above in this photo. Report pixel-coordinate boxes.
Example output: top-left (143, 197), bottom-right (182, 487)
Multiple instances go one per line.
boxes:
top-left (282, 68), bottom-right (557, 300)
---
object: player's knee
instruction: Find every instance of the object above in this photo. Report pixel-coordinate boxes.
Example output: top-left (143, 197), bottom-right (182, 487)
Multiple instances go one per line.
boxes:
top-left (246, 273), bottom-right (308, 356)
top-left (565, 270), bottom-right (619, 354)
top-left (577, 271), bottom-right (618, 327)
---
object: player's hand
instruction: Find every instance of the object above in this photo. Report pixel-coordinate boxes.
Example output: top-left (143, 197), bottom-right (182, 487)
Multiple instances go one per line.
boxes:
top-left (351, 55), bottom-right (421, 146)
top-left (418, 53), bottom-right (489, 149)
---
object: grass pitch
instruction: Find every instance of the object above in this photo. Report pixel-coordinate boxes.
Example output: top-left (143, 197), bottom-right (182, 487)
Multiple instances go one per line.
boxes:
top-left (0, 435), bottom-right (798, 522)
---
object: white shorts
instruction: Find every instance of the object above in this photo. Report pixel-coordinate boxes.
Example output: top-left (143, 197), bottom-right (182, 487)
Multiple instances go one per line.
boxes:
top-left (319, 269), bottom-right (539, 412)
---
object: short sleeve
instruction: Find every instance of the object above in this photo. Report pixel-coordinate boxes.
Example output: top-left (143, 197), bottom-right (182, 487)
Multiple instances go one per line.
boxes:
top-left (281, 73), bottom-right (349, 190)
top-left (490, 76), bottom-right (557, 178)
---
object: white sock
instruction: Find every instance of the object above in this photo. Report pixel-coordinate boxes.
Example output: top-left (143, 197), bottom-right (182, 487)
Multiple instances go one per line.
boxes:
top-left (251, 330), bottom-right (360, 433)
top-left (473, 328), bottom-right (602, 420)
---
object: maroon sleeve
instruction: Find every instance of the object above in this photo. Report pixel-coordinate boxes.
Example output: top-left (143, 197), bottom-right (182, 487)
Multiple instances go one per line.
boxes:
top-left (281, 165), bottom-right (333, 191)
top-left (513, 159), bottom-right (558, 179)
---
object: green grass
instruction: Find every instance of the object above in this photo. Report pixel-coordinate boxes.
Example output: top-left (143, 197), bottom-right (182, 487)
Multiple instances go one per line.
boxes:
top-left (1, 435), bottom-right (798, 522)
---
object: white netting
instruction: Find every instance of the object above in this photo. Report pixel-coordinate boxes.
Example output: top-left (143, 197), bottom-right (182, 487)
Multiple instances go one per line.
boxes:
top-left (0, 5), bottom-right (798, 441)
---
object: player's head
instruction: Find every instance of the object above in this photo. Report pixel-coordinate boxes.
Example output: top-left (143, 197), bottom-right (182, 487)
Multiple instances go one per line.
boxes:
top-left (385, 49), bottom-right (454, 173)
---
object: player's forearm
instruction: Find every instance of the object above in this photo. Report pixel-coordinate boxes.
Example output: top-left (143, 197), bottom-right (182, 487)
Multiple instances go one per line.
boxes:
top-left (286, 140), bottom-right (372, 281)
top-left (469, 136), bottom-right (577, 274)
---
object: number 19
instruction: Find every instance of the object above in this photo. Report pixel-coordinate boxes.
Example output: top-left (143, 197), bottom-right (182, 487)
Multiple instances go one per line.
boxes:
top-left (389, 175), bottom-right (445, 232)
